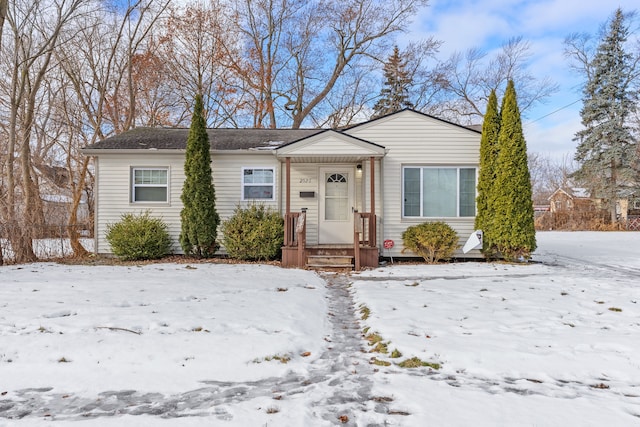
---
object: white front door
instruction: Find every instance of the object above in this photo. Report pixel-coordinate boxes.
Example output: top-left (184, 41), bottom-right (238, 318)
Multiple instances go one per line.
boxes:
top-left (319, 167), bottom-right (354, 244)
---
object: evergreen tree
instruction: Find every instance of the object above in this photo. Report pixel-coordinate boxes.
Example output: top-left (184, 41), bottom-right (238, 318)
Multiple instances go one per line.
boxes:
top-left (180, 94), bottom-right (219, 257)
top-left (573, 8), bottom-right (638, 223)
top-left (372, 46), bottom-right (414, 118)
top-left (475, 89), bottom-right (500, 258)
top-left (491, 80), bottom-right (536, 260)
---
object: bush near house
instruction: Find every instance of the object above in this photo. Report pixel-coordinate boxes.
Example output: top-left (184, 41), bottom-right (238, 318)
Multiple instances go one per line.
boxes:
top-left (401, 221), bottom-right (458, 263)
top-left (106, 211), bottom-right (172, 261)
top-left (222, 204), bottom-right (284, 261)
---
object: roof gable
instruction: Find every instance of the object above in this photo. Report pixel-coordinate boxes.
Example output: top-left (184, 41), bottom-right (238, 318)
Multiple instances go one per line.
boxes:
top-left (344, 108), bottom-right (482, 136)
top-left (275, 130), bottom-right (386, 159)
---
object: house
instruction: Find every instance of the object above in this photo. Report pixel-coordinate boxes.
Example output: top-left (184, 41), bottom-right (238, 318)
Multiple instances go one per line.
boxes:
top-left (547, 187), bottom-right (595, 213)
top-left (82, 109), bottom-right (481, 268)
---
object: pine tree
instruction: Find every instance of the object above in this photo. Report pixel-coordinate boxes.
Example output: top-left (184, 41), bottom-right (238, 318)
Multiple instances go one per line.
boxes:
top-left (475, 90), bottom-right (500, 258)
top-left (573, 8), bottom-right (638, 223)
top-left (372, 46), bottom-right (414, 118)
top-left (180, 94), bottom-right (219, 257)
top-left (491, 80), bottom-right (536, 260)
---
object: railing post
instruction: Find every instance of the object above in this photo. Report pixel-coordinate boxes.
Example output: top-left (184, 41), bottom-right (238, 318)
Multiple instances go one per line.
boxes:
top-left (354, 212), bottom-right (362, 271)
top-left (296, 211), bottom-right (306, 268)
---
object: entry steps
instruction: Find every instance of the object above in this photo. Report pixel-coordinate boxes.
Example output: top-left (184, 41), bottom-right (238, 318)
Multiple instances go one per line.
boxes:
top-left (306, 255), bottom-right (354, 270)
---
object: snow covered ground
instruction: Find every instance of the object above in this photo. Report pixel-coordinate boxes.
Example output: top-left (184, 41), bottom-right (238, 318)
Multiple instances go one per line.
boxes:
top-left (1, 231), bottom-right (639, 426)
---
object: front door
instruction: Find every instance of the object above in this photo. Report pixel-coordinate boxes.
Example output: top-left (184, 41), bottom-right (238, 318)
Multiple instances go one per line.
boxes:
top-left (319, 167), bottom-right (354, 244)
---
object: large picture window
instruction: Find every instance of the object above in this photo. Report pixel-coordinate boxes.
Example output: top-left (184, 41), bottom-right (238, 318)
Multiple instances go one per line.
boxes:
top-left (242, 167), bottom-right (275, 200)
top-left (403, 167), bottom-right (476, 217)
top-left (132, 168), bottom-right (168, 203)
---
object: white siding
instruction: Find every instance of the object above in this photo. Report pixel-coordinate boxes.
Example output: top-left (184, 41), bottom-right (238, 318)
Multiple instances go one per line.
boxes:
top-left (281, 163), bottom-right (320, 245)
top-left (95, 153), bottom-right (185, 254)
top-left (94, 151), bottom-right (278, 255)
top-left (213, 153), bottom-right (280, 222)
top-left (280, 136), bottom-right (379, 156)
top-left (346, 111), bottom-right (481, 258)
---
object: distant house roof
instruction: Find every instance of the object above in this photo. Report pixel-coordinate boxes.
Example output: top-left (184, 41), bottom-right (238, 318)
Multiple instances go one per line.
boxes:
top-left (84, 127), bottom-right (323, 151)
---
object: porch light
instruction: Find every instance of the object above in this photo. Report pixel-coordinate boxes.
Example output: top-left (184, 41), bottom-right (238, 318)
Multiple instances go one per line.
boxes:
top-left (356, 164), bottom-right (362, 173)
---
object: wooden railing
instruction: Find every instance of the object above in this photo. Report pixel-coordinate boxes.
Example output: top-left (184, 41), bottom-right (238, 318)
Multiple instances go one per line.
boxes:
top-left (354, 212), bottom-right (376, 271)
top-left (284, 211), bottom-right (306, 266)
top-left (355, 212), bottom-right (376, 246)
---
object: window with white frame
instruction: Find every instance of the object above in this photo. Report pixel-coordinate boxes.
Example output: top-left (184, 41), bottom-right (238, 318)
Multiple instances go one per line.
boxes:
top-left (132, 167), bottom-right (168, 202)
top-left (403, 166), bottom-right (476, 217)
top-left (242, 167), bottom-right (275, 200)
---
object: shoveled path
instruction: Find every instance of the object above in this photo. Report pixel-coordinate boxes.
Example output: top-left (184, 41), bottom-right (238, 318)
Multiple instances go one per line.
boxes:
top-left (0, 272), bottom-right (395, 425)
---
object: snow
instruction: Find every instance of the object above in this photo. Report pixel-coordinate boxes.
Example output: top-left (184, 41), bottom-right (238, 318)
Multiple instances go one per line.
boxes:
top-left (1, 232), bottom-right (640, 425)
top-left (1, 238), bottom-right (94, 261)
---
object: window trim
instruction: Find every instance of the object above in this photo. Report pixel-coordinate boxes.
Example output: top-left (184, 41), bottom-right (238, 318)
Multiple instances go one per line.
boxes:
top-left (131, 167), bottom-right (170, 204)
top-left (241, 166), bottom-right (276, 201)
top-left (402, 165), bottom-right (477, 218)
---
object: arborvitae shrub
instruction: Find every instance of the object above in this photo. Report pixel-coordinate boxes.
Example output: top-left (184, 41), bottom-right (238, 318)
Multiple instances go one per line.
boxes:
top-left (106, 211), bottom-right (172, 260)
top-left (180, 94), bottom-right (219, 258)
top-left (401, 221), bottom-right (458, 263)
top-left (222, 204), bottom-right (284, 261)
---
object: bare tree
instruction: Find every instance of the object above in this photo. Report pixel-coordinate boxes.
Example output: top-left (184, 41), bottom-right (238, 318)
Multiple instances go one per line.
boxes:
top-left (221, 0), bottom-right (427, 128)
top-left (156, 2), bottom-right (239, 127)
top-left (528, 152), bottom-right (578, 204)
top-left (55, 0), bottom-right (169, 256)
top-left (437, 37), bottom-right (558, 124)
top-left (0, 0), bottom-right (7, 48)
top-left (0, 0), bottom-right (89, 262)
top-left (287, 0), bottom-right (429, 128)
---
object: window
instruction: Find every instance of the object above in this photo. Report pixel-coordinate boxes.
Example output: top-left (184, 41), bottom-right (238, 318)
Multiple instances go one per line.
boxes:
top-left (132, 168), bottom-right (168, 203)
top-left (242, 167), bottom-right (275, 200)
top-left (403, 167), bottom-right (476, 217)
top-left (325, 173), bottom-right (348, 221)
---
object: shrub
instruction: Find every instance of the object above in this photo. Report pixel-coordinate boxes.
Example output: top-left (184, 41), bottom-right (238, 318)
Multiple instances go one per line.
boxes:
top-left (106, 211), bottom-right (172, 261)
top-left (401, 221), bottom-right (458, 263)
top-left (221, 204), bottom-right (284, 261)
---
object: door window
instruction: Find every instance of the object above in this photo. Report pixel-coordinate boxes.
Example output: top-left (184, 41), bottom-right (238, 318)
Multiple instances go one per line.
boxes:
top-left (325, 173), bottom-right (348, 221)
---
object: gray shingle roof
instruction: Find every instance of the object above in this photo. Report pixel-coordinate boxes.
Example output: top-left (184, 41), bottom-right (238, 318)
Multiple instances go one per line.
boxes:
top-left (86, 127), bottom-right (323, 151)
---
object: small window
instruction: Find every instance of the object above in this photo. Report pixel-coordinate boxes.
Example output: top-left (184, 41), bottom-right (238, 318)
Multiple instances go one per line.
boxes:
top-left (403, 166), bottom-right (476, 217)
top-left (242, 167), bottom-right (275, 200)
top-left (132, 168), bottom-right (168, 203)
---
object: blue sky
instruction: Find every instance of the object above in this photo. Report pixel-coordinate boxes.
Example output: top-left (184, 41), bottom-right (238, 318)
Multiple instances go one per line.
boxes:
top-left (407, 0), bottom-right (639, 160)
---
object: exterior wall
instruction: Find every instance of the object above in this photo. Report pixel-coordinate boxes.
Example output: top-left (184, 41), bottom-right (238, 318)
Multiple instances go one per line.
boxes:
top-left (94, 152), bottom-right (186, 255)
top-left (346, 112), bottom-right (481, 258)
top-left (94, 151), bottom-right (279, 255)
top-left (212, 152), bottom-right (280, 221)
top-left (549, 193), bottom-right (572, 212)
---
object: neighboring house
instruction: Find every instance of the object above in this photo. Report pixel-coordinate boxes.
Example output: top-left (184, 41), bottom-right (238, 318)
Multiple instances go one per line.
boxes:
top-left (82, 109), bottom-right (481, 268)
top-left (41, 194), bottom-right (90, 227)
top-left (547, 188), bottom-right (595, 213)
top-left (615, 189), bottom-right (640, 222)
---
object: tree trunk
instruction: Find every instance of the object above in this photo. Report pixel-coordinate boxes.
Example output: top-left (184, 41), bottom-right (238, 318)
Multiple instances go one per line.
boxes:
top-left (68, 157), bottom-right (90, 258)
